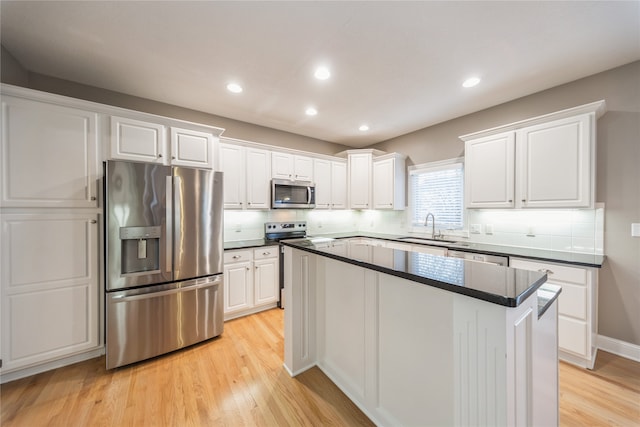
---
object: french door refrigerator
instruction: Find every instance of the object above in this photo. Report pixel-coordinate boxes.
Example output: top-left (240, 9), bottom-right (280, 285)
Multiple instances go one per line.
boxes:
top-left (105, 160), bottom-right (223, 369)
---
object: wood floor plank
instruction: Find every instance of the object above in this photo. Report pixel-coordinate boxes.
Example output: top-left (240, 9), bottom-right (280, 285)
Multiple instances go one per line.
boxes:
top-left (2, 308), bottom-right (638, 426)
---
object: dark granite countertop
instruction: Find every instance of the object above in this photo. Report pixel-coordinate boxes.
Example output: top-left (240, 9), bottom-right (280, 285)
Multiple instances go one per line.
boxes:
top-left (224, 239), bottom-right (278, 251)
top-left (304, 232), bottom-right (605, 268)
top-left (282, 237), bottom-right (548, 308)
top-left (224, 231), bottom-right (605, 268)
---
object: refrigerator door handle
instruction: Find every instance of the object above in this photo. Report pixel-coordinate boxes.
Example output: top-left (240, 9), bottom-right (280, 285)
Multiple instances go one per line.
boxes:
top-left (173, 175), bottom-right (182, 265)
top-left (110, 279), bottom-right (221, 302)
top-left (165, 175), bottom-right (173, 273)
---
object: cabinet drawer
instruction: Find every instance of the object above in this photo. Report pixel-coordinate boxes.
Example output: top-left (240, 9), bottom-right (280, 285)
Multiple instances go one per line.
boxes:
top-left (224, 250), bottom-right (253, 264)
top-left (509, 259), bottom-right (587, 284)
top-left (558, 315), bottom-right (588, 357)
top-left (254, 246), bottom-right (278, 260)
top-left (558, 282), bottom-right (587, 320)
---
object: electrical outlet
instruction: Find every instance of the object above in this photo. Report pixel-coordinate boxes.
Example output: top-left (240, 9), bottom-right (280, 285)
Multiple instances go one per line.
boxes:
top-left (485, 224), bottom-right (493, 235)
top-left (318, 222), bottom-right (323, 229)
top-left (470, 224), bottom-right (482, 234)
top-left (632, 223), bottom-right (640, 237)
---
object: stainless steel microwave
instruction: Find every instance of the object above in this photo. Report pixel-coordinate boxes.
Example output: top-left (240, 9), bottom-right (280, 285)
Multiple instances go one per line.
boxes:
top-left (272, 179), bottom-right (316, 209)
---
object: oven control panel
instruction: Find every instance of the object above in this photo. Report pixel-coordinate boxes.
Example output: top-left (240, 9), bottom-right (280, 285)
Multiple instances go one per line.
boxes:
top-left (264, 221), bottom-right (307, 241)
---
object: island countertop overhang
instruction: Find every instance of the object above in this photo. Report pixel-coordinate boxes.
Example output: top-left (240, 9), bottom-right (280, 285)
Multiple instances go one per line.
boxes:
top-left (281, 238), bottom-right (548, 307)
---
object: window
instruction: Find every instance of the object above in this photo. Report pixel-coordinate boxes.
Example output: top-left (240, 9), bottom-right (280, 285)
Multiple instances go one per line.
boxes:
top-left (409, 158), bottom-right (464, 231)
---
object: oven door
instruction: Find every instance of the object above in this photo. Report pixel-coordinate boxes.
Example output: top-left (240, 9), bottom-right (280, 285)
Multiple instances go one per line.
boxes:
top-left (272, 179), bottom-right (315, 209)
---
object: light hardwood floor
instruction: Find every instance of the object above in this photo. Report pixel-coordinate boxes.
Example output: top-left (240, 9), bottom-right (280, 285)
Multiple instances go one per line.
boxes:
top-left (2, 308), bottom-right (639, 426)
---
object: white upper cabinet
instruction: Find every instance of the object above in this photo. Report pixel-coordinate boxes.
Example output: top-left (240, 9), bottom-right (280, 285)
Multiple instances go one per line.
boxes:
top-left (517, 115), bottom-right (592, 208)
top-left (464, 132), bottom-right (516, 208)
top-left (110, 116), bottom-right (166, 164)
top-left (246, 147), bottom-right (271, 209)
top-left (331, 160), bottom-right (348, 209)
top-left (220, 142), bottom-right (271, 210)
top-left (272, 152), bottom-right (313, 181)
top-left (373, 153), bottom-right (406, 210)
top-left (170, 127), bottom-right (215, 169)
top-left (462, 102), bottom-right (604, 209)
top-left (112, 118), bottom-right (217, 168)
top-left (314, 158), bottom-right (332, 209)
top-left (348, 152), bottom-right (373, 209)
top-left (314, 158), bottom-right (348, 209)
top-left (1, 96), bottom-right (99, 208)
top-left (220, 143), bottom-right (246, 209)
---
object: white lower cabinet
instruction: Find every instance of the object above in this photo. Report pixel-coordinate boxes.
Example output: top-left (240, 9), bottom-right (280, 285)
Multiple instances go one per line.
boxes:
top-left (223, 247), bottom-right (279, 320)
top-left (510, 257), bottom-right (598, 369)
top-left (0, 213), bottom-right (101, 376)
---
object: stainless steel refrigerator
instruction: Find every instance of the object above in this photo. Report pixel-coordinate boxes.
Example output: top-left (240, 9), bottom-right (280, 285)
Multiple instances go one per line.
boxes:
top-left (105, 160), bottom-right (223, 369)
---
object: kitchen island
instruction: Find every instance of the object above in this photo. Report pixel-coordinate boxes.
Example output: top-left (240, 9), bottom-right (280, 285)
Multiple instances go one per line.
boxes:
top-left (282, 238), bottom-right (561, 427)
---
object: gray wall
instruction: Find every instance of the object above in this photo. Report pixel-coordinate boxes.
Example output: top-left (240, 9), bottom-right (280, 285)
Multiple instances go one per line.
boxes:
top-left (372, 61), bottom-right (640, 347)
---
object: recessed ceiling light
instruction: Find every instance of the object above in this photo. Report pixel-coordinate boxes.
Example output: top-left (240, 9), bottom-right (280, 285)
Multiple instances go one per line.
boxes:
top-left (359, 124), bottom-right (370, 131)
top-left (305, 107), bottom-right (318, 116)
top-left (462, 77), bottom-right (481, 88)
top-left (226, 83), bottom-right (243, 93)
top-left (314, 66), bottom-right (331, 80)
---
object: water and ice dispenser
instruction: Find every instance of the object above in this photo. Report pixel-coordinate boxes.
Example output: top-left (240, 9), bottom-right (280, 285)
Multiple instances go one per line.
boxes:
top-left (119, 226), bottom-right (162, 275)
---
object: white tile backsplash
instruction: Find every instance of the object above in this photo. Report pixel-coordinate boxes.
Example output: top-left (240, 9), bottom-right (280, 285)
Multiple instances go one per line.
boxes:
top-left (465, 207), bottom-right (604, 254)
top-left (223, 205), bottom-right (605, 255)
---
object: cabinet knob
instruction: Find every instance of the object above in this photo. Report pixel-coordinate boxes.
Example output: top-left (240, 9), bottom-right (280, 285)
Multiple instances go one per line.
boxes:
top-left (246, 267), bottom-right (250, 271)
top-left (158, 154), bottom-right (163, 158)
top-left (172, 156), bottom-right (176, 160)
top-left (91, 196), bottom-right (97, 201)
top-left (522, 199), bottom-right (526, 203)
top-left (263, 252), bottom-right (270, 255)
top-left (90, 220), bottom-right (97, 224)
top-left (232, 255), bottom-right (241, 259)
top-left (508, 199), bottom-right (513, 203)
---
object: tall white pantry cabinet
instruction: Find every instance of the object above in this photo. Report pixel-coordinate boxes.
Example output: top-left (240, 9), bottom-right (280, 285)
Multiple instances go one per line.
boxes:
top-left (0, 93), bottom-right (102, 379)
top-left (0, 85), bottom-right (222, 382)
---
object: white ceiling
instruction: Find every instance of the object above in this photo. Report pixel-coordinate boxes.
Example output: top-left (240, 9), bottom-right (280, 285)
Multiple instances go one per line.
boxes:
top-left (1, 1), bottom-right (639, 148)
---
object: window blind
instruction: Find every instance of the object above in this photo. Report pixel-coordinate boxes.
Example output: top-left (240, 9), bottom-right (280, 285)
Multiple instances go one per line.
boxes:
top-left (409, 161), bottom-right (464, 230)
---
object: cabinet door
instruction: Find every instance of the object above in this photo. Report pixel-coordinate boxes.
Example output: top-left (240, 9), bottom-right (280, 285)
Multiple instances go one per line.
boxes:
top-left (220, 143), bottom-right (245, 209)
top-left (223, 261), bottom-right (253, 314)
top-left (271, 152), bottom-right (293, 180)
top-left (331, 161), bottom-right (348, 209)
top-left (465, 132), bottom-right (515, 208)
top-left (1, 213), bottom-right (100, 372)
top-left (246, 148), bottom-right (271, 209)
top-left (1, 97), bottom-right (99, 208)
top-left (294, 155), bottom-right (313, 181)
top-left (170, 127), bottom-right (214, 168)
top-left (110, 116), bottom-right (166, 163)
top-left (314, 159), bottom-right (332, 209)
top-left (254, 258), bottom-right (279, 306)
top-left (517, 114), bottom-right (592, 208)
top-left (348, 153), bottom-right (372, 209)
top-left (373, 158), bottom-right (394, 209)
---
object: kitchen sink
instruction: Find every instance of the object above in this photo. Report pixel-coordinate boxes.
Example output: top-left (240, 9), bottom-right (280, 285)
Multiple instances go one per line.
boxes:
top-left (397, 236), bottom-right (458, 246)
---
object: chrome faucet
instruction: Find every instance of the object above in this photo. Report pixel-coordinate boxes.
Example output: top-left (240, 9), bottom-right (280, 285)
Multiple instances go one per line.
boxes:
top-left (424, 212), bottom-right (435, 239)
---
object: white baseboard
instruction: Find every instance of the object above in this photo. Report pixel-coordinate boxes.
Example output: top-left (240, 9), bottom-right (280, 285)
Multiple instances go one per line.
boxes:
top-left (0, 348), bottom-right (105, 384)
top-left (597, 335), bottom-right (640, 363)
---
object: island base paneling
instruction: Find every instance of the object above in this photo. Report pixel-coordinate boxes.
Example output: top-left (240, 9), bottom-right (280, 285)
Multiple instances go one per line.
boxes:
top-left (284, 247), bottom-right (558, 426)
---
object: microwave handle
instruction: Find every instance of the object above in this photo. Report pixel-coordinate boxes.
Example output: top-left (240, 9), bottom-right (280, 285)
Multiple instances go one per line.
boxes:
top-left (307, 186), bottom-right (312, 204)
